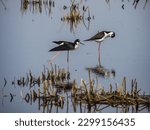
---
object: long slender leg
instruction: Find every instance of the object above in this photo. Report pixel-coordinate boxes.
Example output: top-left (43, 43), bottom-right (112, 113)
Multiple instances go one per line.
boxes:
top-left (67, 51), bottom-right (70, 82)
top-left (67, 50), bottom-right (69, 63)
top-left (48, 52), bottom-right (61, 64)
top-left (98, 43), bottom-right (101, 66)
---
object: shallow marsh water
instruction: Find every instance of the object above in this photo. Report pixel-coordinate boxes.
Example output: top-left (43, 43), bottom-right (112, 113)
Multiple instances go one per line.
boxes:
top-left (0, 0), bottom-right (150, 112)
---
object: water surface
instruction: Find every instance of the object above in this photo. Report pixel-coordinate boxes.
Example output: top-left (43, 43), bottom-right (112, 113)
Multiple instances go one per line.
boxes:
top-left (0, 0), bottom-right (150, 112)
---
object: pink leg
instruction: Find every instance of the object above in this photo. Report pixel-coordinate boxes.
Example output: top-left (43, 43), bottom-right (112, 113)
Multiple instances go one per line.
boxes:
top-left (98, 43), bottom-right (101, 66)
top-left (67, 51), bottom-right (70, 73)
top-left (48, 52), bottom-right (61, 64)
top-left (67, 51), bottom-right (69, 63)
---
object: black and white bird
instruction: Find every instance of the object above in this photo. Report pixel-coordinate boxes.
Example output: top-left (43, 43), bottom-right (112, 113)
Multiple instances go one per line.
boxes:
top-left (49, 39), bottom-right (84, 52)
top-left (84, 31), bottom-right (115, 65)
top-left (49, 39), bottom-right (84, 72)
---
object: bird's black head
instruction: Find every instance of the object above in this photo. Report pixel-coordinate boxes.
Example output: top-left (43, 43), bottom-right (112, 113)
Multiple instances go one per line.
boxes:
top-left (74, 39), bottom-right (80, 44)
top-left (109, 32), bottom-right (115, 38)
top-left (74, 39), bottom-right (84, 48)
top-left (105, 31), bottom-right (115, 38)
top-left (111, 32), bottom-right (115, 38)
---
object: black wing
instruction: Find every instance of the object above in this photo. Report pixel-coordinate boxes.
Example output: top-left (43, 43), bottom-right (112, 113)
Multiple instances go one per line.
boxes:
top-left (49, 43), bottom-right (74, 51)
top-left (84, 31), bottom-right (105, 41)
top-left (52, 41), bottom-right (66, 45)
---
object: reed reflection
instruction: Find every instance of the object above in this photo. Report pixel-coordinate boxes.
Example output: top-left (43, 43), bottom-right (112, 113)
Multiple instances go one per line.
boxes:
top-left (61, 0), bottom-right (94, 33)
top-left (0, 91), bottom-right (16, 104)
top-left (1, 64), bottom-right (149, 112)
top-left (21, 72), bottom-right (150, 113)
top-left (0, 0), bottom-right (7, 10)
top-left (20, 0), bottom-right (55, 16)
top-left (105, 0), bottom-right (149, 9)
top-left (0, 78), bottom-right (16, 104)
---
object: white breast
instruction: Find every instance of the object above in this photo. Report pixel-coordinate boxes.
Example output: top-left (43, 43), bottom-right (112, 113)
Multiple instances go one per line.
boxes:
top-left (95, 37), bottom-right (106, 42)
top-left (74, 42), bottom-right (80, 49)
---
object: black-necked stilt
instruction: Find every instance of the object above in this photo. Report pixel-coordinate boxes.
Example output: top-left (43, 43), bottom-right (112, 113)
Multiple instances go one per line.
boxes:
top-left (49, 39), bottom-right (84, 74)
top-left (84, 31), bottom-right (115, 65)
top-left (49, 39), bottom-right (84, 63)
top-left (49, 39), bottom-right (84, 52)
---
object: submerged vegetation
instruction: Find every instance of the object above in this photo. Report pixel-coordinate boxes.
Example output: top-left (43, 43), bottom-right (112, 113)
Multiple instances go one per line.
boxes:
top-left (60, 0), bottom-right (93, 33)
top-left (1, 0), bottom-right (149, 11)
top-left (0, 0), bottom-right (150, 113)
top-left (105, 0), bottom-right (149, 9)
top-left (1, 64), bottom-right (149, 113)
top-left (20, 0), bottom-right (55, 16)
top-left (17, 0), bottom-right (150, 33)
top-left (19, 0), bottom-right (93, 33)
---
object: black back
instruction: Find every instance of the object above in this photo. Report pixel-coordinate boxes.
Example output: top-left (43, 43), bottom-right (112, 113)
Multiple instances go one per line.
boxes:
top-left (49, 41), bottom-right (75, 51)
top-left (84, 31), bottom-right (106, 41)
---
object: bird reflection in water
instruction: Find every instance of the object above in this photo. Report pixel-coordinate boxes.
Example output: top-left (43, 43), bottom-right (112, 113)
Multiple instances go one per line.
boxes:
top-left (86, 65), bottom-right (115, 78)
top-left (84, 31), bottom-right (115, 78)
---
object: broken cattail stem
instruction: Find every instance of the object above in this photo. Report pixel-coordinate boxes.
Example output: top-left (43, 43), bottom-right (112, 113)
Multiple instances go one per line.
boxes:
top-left (109, 84), bottom-right (112, 93)
top-left (30, 90), bottom-right (32, 105)
top-left (88, 69), bottom-right (93, 94)
top-left (133, 78), bottom-right (136, 87)
top-left (122, 77), bottom-right (126, 96)
top-left (82, 80), bottom-right (90, 101)
top-left (72, 80), bottom-right (76, 98)
top-left (50, 63), bottom-right (54, 72)
top-left (135, 80), bottom-right (138, 97)
top-left (115, 83), bottom-right (118, 95)
top-left (131, 79), bottom-right (134, 96)
top-left (55, 64), bottom-right (57, 76)
top-left (44, 65), bottom-right (46, 75)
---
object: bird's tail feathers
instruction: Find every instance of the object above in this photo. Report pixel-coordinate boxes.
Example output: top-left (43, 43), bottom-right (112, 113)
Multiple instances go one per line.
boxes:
top-left (52, 41), bottom-right (59, 44)
top-left (84, 38), bottom-right (91, 42)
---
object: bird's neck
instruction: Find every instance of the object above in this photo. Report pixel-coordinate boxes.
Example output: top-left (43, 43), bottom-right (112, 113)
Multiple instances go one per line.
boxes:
top-left (74, 42), bottom-right (80, 49)
top-left (104, 32), bottom-right (110, 38)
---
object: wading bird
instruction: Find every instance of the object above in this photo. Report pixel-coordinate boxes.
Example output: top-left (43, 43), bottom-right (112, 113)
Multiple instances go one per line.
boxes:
top-left (49, 39), bottom-right (84, 73)
top-left (84, 31), bottom-right (115, 66)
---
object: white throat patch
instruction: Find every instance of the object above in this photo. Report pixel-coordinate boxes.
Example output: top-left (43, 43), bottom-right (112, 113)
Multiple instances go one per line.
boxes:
top-left (108, 32), bottom-right (114, 37)
top-left (75, 41), bottom-right (80, 49)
